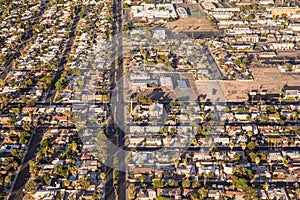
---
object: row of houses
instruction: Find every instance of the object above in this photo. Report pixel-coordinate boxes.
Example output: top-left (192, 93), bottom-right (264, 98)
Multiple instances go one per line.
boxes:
top-left (0, 0), bottom-right (42, 61)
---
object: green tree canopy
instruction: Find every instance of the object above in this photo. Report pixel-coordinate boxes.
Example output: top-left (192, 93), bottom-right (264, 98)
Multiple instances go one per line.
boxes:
top-left (152, 179), bottom-right (164, 188)
top-left (243, 187), bottom-right (258, 200)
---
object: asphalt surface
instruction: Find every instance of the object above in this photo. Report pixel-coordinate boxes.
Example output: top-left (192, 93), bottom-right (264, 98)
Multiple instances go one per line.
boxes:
top-left (8, 127), bottom-right (46, 200)
top-left (131, 145), bottom-right (300, 152)
top-left (104, 0), bottom-right (126, 199)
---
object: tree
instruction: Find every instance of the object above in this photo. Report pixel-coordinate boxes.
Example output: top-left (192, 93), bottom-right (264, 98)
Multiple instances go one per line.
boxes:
top-left (263, 182), bottom-right (269, 192)
top-left (11, 107), bottom-right (20, 115)
top-left (11, 159), bottom-right (19, 170)
top-left (19, 131), bottom-right (30, 144)
top-left (25, 180), bottom-right (36, 194)
top-left (243, 187), bottom-right (258, 200)
top-left (235, 178), bottom-right (248, 190)
top-left (92, 189), bottom-right (102, 200)
top-left (4, 172), bottom-right (12, 184)
top-left (54, 164), bottom-right (69, 178)
top-left (182, 179), bottom-right (190, 188)
top-left (233, 166), bottom-right (248, 177)
top-left (229, 142), bottom-right (234, 150)
top-left (68, 141), bottom-right (78, 153)
top-left (102, 94), bottom-right (109, 102)
top-left (192, 180), bottom-right (200, 188)
top-left (55, 77), bottom-right (67, 92)
top-left (25, 78), bottom-right (33, 87)
top-left (189, 192), bottom-right (199, 200)
top-left (42, 174), bottom-right (51, 182)
top-left (247, 142), bottom-right (258, 150)
top-left (9, 116), bottom-right (16, 127)
top-left (0, 79), bottom-right (5, 88)
top-left (152, 179), bottom-right (164, 188)
top-left (233, 153), bottom-right (241, 160)
top-left (62, 180), bottom-right (70, 188)
top-left (286, 63), bottom-right (292, 72)
top-left (241, 142), bottom-right (247, 151)
top-left (198, 187), bottom-right (208, 199)
top-left (95, 131), bottom-right (108, 163)
top-left (63, 110), bottom-right (72, 125)
top-left (11, 149), bottom-right (22, 158)
top-left (139, 175), bottom-right (146, 183)
top-left (203, 173), bottom-right (208, 187)
top-left (29, 160), bottom-right (39, 177)
top-left (167, 179), bottom-right (178, 187)
top-left (246, 131), bottom-right (253, 138)
top-left (100, 172), bottom-right (105, 180)
top-left (80, 175), bottom-right (90, 191)
top-left (282, 157), bottom-right (290, 165)
top-left (22, 122), bottom-right (32, 131)
top-left (157, 195), bottom-right (169, 200)
top-left (174, 159), bottom-right (179, 168)
top-left (255, 156), bottom-right (260, 165)
top-left (291, 111), bottom-right (298, 120)
top-left (41, 138), bottom-right (50, 148)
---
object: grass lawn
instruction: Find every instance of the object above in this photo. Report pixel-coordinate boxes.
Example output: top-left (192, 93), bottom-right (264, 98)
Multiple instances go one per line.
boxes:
top-left (190, 11), bottom-right (206, 18)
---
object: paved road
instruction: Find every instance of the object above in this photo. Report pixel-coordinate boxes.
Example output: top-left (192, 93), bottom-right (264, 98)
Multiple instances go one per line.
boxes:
top-left (131, 145), bottom-right (300, 152)
top-left (104, 0), bottom-right (126, 199)
top-left (8, 127), bottom-right (47, 200)
top-left (113, 0), bottom-right (127, 199)
top-left (202, 45), bottom-right (224, 80)
top-left (129, 180), bottom-right (295, 188)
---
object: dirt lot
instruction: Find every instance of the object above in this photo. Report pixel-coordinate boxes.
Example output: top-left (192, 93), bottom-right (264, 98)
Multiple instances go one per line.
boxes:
top-left (163, 17), bottom-right (216, 33)
top-left (224, 68), bottom-right (300, 102)
top-left (195, 68), bottom-right (300, 102)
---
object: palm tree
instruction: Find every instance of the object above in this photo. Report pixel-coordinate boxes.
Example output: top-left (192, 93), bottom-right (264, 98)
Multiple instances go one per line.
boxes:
top-left (255, 156), bottom-right (260, 165)
top-left (198, 187), bottom-right (208, 199)
top-left (203, 173), bottom-right (208, 187)
top-left (174, 159), bottom-right (179, 168)
top-left (63, 110), bottom-right (72, 126)
top-left (246, 131), bottom-right (253, 138)
top-left (80, 175), bottom-right (90, 191)
top-left (278, 96), bottom-right (283, 105)
top-left (4, 158), bottom-right (13, 169)
top-left (69, 141), bottom-right (78, 154)
top-left (291, 111), bottom-right (298, 121)
top-left (5, 172), bottom-right (13, 186)
top-left (282, 157), bottom-right (289, 165)
top-left (29, 160), bottom-right (39, 178)
top-left (182, 158), bottom-right (187, 167)
top-left (0, 79), bottom-right (5, 88)
top-left (100, 172), bottom-right (106, 180)
top-left (229, 142), bottom-right (234, 151)
top-left (263, 182), bottom-right (269, 192)
top-left (241, 142), bottom-right (247, 151)
top-left (192, 180), bottom-right (200, 188)
top-left (182, 179), bottom-right (190, 188)
top-left (296, 189), bottom-right (300, 199)
top-left (68, 165), bottom-right (78, 176)
top-left (139, 175), bottom-right (146, 183)
top-left (168, 191), bottom-right (173, 200)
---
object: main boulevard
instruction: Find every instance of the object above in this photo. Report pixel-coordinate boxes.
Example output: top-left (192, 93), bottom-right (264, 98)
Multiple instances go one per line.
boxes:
top-left (104, 0), bottom-right (126, 199)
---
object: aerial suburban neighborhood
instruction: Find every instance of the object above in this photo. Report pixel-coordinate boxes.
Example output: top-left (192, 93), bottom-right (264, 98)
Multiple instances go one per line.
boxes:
top-left (0, 0), bottom-right (300, 200)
